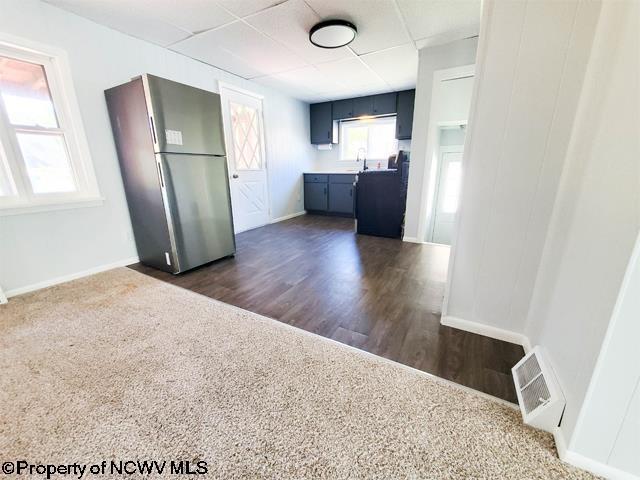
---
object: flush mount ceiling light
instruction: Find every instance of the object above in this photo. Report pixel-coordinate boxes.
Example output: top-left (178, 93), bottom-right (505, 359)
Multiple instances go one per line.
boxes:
top-left (309, 20), bottom-right (357, 49)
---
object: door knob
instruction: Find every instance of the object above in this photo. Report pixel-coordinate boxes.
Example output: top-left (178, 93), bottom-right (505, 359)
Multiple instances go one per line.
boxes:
top-left (232, 174), bottom-right (239, 179)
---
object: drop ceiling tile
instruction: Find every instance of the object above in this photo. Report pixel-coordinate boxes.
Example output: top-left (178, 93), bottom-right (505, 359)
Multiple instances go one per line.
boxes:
top-left (136, 0), bottom-right (235, 34)
top-left (414, 25), bottom-right (480, 49)
top-left (361, 43), bottom-right (417, 89)
top-left (315, 84), bottom-right (392, 102)
top-left (304, 0), bottom-right (410, 55)
top-left (245, 0), bottom-right (353, 64)
top-left (314, 57), bottom-right (386, 91)
top-left (45, 0), bottom-right (191, 46)
top-left (388, 79), bottom-right (416, 91)
top-left (171, 34), bottom-right (264, 79)
top-left (216, 0), bottom-right (285, 18)
top-left (256, 66), bottom-right (344, 97)
top-left (396, 0), bottom-right (481, 42)
top-left (172, 21), bottom-right (307, 77)
top-left (253, 75), bottom-right (320, 102)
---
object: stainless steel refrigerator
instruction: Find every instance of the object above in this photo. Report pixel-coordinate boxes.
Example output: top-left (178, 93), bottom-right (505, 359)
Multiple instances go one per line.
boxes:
top-left (105, 74), bottom-right (235, 274)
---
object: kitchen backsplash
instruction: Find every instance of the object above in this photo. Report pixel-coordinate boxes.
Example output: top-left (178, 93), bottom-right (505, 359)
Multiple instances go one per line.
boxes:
top-left (314, 139), bottom-right (412, 172)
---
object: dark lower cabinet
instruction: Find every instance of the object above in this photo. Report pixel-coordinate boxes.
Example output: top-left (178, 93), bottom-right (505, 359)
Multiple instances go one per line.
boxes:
top-left (304, 173), bottom-right (355, 216)
top-left (328, 183), bottom-right (354, 214)
top-left (304, 182), bottom-right (328, 211)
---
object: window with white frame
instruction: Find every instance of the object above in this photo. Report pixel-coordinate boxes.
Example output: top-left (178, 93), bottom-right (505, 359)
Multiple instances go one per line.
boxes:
top-left (339, 116), bottom-right (398, 162)
top-left (0, 39), bottom-right (99, 214)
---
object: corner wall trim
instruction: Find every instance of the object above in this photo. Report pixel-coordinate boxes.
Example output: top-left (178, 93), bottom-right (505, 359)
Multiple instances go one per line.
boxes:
top-left (4, 256), bottom-right (140, 299)
top-left (553, 427), bottom-right (637, 480)
top-left (441, 315), bottom-right (531, 350)
top-left (270, 211), bottom-right (306, 224)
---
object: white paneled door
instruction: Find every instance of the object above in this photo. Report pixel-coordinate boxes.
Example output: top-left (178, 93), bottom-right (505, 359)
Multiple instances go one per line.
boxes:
top-left (430, 146), bottom-right (464, 245)
top-left (220, 85), bottom-right (269, 233)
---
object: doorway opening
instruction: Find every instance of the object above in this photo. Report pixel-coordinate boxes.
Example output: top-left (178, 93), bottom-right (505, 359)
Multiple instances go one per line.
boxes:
top-left (418, 64), bottom-right (475, 248)
top-left (428, 124), bottom-right (466, 245)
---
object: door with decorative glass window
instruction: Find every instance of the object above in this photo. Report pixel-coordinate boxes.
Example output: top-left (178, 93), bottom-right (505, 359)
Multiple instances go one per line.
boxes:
top-left (430, 146), bottom-right (464, 245)
top-left (219, 86), bottom-right (269, 233)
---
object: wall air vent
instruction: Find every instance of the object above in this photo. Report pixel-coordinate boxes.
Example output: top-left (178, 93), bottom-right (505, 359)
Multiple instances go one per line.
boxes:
top-left (512, 346), bottom-right (565, 433)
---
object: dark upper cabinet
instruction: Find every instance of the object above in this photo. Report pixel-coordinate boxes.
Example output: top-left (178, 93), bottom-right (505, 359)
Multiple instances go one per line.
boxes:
top-left (332, 98), bottom-right (354, 119)
top-left (334, 94), bottom-right (398, 120)
top-left (395, 89), bottom-right (415, 140)
top-left (309, 91), bottom-right (409, 145)
top-left (352, 96), bottom-right (374, 117)
top-left (310, 102), bottom-right (333, 144)
top-left (372, 93), bottom-right (397, 115)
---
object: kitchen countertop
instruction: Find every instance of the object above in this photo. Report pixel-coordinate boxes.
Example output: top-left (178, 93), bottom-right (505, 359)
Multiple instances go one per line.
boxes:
top-left (303, 169), bottom-right (397, 175)
top-left (304, 171), bottom-right (360, 175)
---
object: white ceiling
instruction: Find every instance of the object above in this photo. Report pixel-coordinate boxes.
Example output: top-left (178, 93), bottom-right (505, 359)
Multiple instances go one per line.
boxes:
top-left (45, 0), bottom-right (481, 102)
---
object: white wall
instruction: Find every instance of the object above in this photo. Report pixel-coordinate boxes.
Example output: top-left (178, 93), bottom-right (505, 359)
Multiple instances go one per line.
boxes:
top-left (568, 234), bottom-right (640, 477)
top-left (439, 128), bottom-right (466, 147)
top-left (264, 97), bottom-right (315, 221)
top-left (524, 0), bottom-right (640, 444)
top-left (403, 37), bottom-right (478, 241)
top-left (0, 0), bottom-right (315, 295)
top-left (443, 0), bottom-right (601, 340)
top-left (442, 1), bottom-right (639, 476)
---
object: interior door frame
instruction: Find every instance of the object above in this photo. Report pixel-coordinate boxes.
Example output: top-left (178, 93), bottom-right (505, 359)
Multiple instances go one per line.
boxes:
top-left (218, 81), bottom-right (271, 232)
top-left (427, 124), bottom-right (467, 244)
top-left (416, 64), bottom-right (475, 244)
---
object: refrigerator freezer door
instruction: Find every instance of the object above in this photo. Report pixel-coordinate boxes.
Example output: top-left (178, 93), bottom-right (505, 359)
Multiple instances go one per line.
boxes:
top-left (144, 74), bottom-right (226, 156)
top-left (159, 153), bottom-right (236, 272)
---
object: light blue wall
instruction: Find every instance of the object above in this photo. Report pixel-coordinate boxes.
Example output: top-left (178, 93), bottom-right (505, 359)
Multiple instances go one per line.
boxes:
top-left (0, 0), bottom-right (315, 294)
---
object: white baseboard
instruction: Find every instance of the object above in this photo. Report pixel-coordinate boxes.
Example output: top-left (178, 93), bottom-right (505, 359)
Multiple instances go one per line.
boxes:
top-left (4, 256), bottom-right (140, 299)
top-left (554, 427), bottom-right (638, 480)
top-left (441, 315), bottom-right (531, 349)
top-left (270, 211), bottom-right (306, 224)
top-left (403, 236), bottom-right (423, 243)
top-left (554, 426), bottom-right (568, 460)
top-left (402, 237), bottom-right (451, 248)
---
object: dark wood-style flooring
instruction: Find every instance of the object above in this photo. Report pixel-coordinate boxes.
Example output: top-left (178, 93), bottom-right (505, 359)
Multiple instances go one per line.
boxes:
top-left (130, 215), bottom-right (524, 403)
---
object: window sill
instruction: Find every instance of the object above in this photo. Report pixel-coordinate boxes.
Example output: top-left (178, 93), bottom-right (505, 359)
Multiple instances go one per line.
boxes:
top-left (338, 159), bottom-right (386, 163)
top-left (0, 196), bottom-right (105, 217)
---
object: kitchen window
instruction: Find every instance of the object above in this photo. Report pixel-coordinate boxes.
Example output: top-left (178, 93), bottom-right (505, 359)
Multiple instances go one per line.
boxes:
top-left (339, 116), bottom-right (398, 162)
top-left (0, 38), bottom-right (100, 215)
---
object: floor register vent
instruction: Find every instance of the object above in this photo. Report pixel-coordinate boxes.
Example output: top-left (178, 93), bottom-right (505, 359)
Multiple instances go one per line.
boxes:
top-left (512, 346), bottom-right (565, 433)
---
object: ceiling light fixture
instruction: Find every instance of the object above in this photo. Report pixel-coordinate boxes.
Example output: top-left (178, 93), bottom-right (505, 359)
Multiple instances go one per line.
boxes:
top-left (309, 20), bottom-right (357, 49)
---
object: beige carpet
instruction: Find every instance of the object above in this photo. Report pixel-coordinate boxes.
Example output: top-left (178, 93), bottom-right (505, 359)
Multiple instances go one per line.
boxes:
top-left (0, 268), bottom-right (593, 479)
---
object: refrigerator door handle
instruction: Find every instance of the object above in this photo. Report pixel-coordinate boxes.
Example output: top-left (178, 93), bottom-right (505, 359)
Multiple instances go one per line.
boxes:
top-left (149, 115), bottom-right (157, 145)
top-left (156, 161), bottom-right (165, 188)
